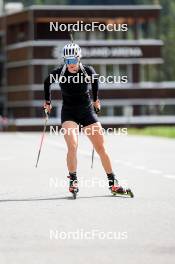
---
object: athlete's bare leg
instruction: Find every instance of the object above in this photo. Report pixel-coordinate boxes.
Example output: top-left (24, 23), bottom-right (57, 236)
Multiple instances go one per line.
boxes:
top-left (83, 122), bottom-right (113, 174)
top-left (62, 121), bottom-right (79, 173)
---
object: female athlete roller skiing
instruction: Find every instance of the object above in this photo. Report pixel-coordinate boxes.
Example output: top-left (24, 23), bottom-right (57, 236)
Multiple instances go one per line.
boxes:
top-left (44, 42), bottom-right (131, 198)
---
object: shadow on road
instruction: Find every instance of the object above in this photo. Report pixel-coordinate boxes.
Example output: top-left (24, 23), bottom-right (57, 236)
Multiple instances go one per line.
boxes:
top-left (0, 194), bottom-right (131, 203)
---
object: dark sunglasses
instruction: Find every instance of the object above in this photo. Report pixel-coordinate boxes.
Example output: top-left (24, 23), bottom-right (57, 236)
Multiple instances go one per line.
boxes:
top-left (65, 57), bottom-right (78, 65)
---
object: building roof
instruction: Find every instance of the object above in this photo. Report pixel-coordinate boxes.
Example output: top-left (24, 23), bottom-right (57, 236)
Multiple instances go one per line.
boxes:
top-left (0, 5), bottom-right (162, 19)
top-left (28, 5), bottom-right (162, 10)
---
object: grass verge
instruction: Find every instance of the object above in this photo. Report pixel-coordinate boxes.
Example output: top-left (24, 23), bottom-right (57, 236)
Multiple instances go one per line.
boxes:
top-left (128, 126), bottom-right (175, 138)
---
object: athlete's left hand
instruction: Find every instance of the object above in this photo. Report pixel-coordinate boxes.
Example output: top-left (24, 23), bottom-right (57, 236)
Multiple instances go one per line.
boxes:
top-left (93, 99), bottom-right (101, 114)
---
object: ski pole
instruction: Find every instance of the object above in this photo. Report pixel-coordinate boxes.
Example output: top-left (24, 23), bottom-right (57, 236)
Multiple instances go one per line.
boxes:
top-left (35, 109), bottom-right (49, 168)
top-left (91, 148), bottom-right (95, 169)
top-left (70, 29), bottom-right (74, 43)
top-left (91, 107), bottom-right (100, 169)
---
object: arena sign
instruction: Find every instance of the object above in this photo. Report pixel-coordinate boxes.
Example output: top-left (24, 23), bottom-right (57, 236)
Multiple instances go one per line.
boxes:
top-left (82, 47), bottom-right (143, 58)
top-left (53, 46), bottom-right (143, 59)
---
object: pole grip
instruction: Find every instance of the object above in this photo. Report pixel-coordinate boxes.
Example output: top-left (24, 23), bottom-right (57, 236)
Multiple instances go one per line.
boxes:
top-left (44, 108), bottom-right (50, 119)
top-left (70, 30), bottom-right (74, 43)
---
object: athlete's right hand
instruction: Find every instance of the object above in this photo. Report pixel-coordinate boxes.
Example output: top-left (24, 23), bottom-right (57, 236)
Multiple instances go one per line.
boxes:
top-left (43, 101), bottom-right (52, 114)
top-left (93, 99), bottom-right (101, 114)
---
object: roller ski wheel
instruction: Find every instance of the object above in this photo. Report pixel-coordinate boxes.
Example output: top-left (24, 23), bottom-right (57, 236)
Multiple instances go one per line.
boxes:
top-left (126, 188), bottom-right (134, 198)
top-left (72, 190), bottom-right (78, 199)
top-left (67, 176), bottom-right (79, 199)
top-left (69, 186), bottom-right (79, 199)
top-left (111, 185), bottom-right (134, 198)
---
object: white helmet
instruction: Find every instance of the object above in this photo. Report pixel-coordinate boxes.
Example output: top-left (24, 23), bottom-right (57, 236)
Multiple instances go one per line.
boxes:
top-left (63, 43), bottom-right (82, 58)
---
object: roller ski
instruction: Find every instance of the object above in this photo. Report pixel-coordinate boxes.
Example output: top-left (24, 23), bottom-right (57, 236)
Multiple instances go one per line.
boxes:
top-left (67, 173), bottom-right (79, 199)
top-left (110, 185), bottom-right (134, 198)
top-left (108, 173), bottom-right (134, 198)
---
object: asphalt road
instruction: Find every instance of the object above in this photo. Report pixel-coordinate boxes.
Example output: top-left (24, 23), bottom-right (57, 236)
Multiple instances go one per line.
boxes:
top-left (0, 132), bottom-right (175, 264)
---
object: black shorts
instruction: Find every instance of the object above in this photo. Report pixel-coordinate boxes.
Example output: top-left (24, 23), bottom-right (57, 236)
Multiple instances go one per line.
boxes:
top-left (61, 104), bottom-right (98, 127)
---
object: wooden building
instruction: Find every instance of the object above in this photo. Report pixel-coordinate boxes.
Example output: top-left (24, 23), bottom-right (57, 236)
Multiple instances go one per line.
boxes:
top-left (0, 5), bottom-right (174, 130)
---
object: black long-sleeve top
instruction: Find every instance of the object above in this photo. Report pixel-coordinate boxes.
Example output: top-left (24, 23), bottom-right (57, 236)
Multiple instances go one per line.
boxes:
top-left (44, 64), bottom-right (99, 109)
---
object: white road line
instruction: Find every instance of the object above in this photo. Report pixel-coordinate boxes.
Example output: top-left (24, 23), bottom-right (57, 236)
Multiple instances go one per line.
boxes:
top-left (0, 157), bottom-right (14, 161)
top-left (47, 140), bottom-right (66, 150)
top-left (114, 159), bottom-right (122, 163)
top-left (132, 165), bottom-right (146, 170)
top-left (146, 169), bottom-right (163, 174)
top-left (164, 174), bottom-right (175, 179)
top-left (122, 161), bottom-right (133, 166)
top-left (114, 160), bottom-right (132, 166)
top-left (114, 159), bottom-right (172, 179)
top-left (115, 160), bottom-right (147, 171)
top-left (16, 134), bottom-right (175, 181)
top-left (47, 140), bottom-right (100, 159)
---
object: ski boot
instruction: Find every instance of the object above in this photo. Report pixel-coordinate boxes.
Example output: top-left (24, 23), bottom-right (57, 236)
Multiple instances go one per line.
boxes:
top-left (67, 174), bottom-right (79, 199)
top-left (108, 174), bottom-right (134, 198)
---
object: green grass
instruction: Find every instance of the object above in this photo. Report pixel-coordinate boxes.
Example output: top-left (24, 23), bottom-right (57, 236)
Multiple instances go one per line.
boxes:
top-left (128, 126), bottom-right (175, 138)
